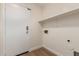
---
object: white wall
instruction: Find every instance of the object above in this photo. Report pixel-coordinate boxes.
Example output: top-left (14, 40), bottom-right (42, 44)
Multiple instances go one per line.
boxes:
top-left (15, 3), bottom-right (43, 51)
top-left (42, 3), bottom-right (79, 20)
top-left (0, 3), bottom-right (1, 55)
top-left (42, 11), bottom-right (79, 56)
top-left (1, 3), bottom-right (79, 56)
top-left (0, 3), bottom-right (43, 55)
top-left (0, 3), bottom-right (4, 56)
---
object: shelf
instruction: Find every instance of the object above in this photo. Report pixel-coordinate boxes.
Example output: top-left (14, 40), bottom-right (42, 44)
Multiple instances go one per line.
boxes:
top-left (39, 8), bottom-right (79, 24)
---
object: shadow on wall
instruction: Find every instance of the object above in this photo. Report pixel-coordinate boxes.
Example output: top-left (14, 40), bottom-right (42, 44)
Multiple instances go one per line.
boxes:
top-left (41, 10), bottom-right (79, 56)
top-left (42, 11), bottom-right (79, 28)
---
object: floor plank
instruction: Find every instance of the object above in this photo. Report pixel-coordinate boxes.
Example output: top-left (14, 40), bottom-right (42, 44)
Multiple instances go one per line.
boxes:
top-left (20, 47), bottom-right (57, 56)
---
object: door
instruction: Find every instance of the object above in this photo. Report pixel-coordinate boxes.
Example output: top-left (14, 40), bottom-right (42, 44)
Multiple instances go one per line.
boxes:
top-left (5, 4), bottom-right (31, 56)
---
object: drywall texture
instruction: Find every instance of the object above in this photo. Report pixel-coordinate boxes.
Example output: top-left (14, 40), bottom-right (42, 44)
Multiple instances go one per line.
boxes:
top-left (0, 4), bottom-right (1, 55)
top-left (17, 3), bottom-right (43, 50)
top-left (42, 3), bottom-right (79, 20)
top-left (42, 11), bottom-right (79, 56)
top-left (0, 3), bottom-right (43, 55)
top-left (0, 3), bottom-right (3, 56)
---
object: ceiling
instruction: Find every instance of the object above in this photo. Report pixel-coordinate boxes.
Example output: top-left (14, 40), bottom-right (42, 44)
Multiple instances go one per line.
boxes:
top-left (34, 3), bottom-right (51, 7)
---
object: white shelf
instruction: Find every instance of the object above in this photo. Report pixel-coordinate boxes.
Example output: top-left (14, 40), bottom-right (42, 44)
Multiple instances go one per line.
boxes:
top-left (39, 8), bottom-right (79, 24)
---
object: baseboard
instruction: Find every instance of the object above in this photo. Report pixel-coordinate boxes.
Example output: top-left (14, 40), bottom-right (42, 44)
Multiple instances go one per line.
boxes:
top-left (43, 45), bottom-right (63, 56)
top-left (16, 51), bottom-right (29, 56)
top-left (29, 45), bottom-right (42, 52)
top-left (28, 45), bottom-right (63, 56)
top-left (16, 45), bottom-right (42, 56)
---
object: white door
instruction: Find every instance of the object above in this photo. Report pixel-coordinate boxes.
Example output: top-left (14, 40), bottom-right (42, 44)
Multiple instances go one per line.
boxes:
top-left (5, 4), bottom-right (31, 56)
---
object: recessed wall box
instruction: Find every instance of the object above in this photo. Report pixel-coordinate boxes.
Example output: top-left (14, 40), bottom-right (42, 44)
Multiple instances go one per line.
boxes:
top-left (44, 30), bottom-right (48, 34)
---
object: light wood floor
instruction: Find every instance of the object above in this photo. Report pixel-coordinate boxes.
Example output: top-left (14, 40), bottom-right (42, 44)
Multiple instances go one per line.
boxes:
top-left (20, 47), bottom-right (57, 56)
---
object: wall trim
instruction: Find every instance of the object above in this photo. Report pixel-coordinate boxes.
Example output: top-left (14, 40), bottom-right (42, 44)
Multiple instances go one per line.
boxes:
top-left (29, 45), bottom-right (63, 56)
top-left (29, 45), bottom-right (42, 52)
top-left (42, 45), bottom-right (63, 56)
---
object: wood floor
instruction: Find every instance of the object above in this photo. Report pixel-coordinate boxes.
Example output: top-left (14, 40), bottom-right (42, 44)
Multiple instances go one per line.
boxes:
top-left (20, 47), bottom-right (57, 56)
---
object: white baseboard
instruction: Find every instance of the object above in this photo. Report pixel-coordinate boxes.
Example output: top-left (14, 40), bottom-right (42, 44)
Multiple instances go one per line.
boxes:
top-left (29, 45), bottom-right (63, 56)
top-left (29, 45), bottom-right (42, 52)
top-left (43, 45), bottom-right (63, 56)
